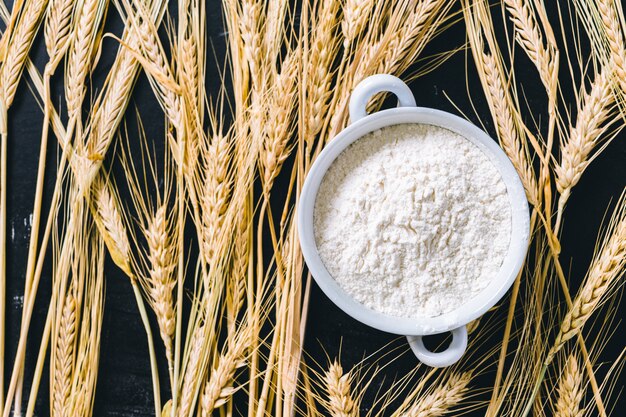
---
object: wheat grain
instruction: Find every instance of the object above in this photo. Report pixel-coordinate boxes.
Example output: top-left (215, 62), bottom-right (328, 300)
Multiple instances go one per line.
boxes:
top-left (548, 193), bottom-right (626, 361)
top-left (554, 355), bottom-right (584, 417)
top-left (397, 372), bottom-right (471, 417)
top-left (481, 51), bottom-right (539, 206)
top-left (324, 361), bottom-right (359, 417)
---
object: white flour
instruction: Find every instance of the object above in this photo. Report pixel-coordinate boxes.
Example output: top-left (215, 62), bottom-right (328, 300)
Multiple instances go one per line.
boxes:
top-left (314, 124), bottom-right (511, 318)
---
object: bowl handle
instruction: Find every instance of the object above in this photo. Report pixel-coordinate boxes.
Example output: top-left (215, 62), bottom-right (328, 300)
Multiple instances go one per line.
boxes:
top-left (349, 74), bottom-right (417, 123)
top-left (406, 326), bottom-right (467, 368)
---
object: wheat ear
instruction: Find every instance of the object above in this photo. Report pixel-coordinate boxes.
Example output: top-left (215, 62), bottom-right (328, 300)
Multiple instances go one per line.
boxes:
top-left (44, 0), bottom-right (74, 67)
top-left (597, 0), bottom-right (626, 94)
top-left (91, 178), bottom-right (133, 277)
top-left (178, 325), bottom-right (206, 417)
top-left (342, 0), bottom-right (375, 48)
top-left (200, 327), bottom-right (250, 414)
top-left (145, 205), bottom-right (176, 372)
top-left (396, 372), bottom-right (471, 417)
top-left (554, 355), bottom-right (584, 417)
top-left (503, 0), bottom-right (556, 89)
top-left (548, 193), bottom-right (626, 362)
top-left (239, 0), bottom-right (263, 87)
top-left (379, 0), bottom-right (448, 75)
top-left (199, 131), bottom-right (233, 267)
top-left (555, 69), bottom-right (615, 210)
top-left (66, 0), bottom-right (105, 124)
top-left (0, 0), bottom-right (47, 107)
top-left (324, 361), bottom-right (359, 417)
top-left (481, 51), bottom-right (539, 206)
top-left (51, 289), bottom-right (77, 417)
top-left (262, 52), bottom-right (298, 189)
top-left (304, 0), bottom-right (341, 143)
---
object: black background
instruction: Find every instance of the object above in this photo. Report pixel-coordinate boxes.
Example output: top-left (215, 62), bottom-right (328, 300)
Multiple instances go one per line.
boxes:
top-left (3, 1), bottom-right (625, 416)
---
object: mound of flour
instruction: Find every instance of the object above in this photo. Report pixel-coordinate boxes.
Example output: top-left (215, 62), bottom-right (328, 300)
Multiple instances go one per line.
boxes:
top-left (313, 124), bottom-right (511, 318)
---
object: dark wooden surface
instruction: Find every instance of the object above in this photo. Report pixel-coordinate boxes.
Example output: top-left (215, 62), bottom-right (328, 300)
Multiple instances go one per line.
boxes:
top-left (3, 1), bottom-right (625, 416)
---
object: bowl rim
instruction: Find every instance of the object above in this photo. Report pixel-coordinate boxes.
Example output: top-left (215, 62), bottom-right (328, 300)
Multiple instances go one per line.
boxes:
top-left (298, 106), bottom-right (530, 336)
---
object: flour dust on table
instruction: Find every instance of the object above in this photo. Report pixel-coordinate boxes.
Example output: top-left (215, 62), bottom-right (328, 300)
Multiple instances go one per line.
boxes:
top-left (314, 123), bottom-right (512, 318)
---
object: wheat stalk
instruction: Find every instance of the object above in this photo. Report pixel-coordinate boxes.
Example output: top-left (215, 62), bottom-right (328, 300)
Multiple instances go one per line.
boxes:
top-left (0, 1), bottom-right (48, 413)
top-left (324, 361), bottom-right (359, 417)
top-left (554, 355), bottom-right (584, 417)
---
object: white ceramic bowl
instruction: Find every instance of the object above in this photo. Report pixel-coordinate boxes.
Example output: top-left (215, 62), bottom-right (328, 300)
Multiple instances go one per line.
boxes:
top-left (298, 75), bottom-right (530, 367)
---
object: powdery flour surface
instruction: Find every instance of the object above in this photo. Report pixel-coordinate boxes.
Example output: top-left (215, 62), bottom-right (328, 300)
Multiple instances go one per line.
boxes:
top-left (314, 124), bottom-right (512, 318)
